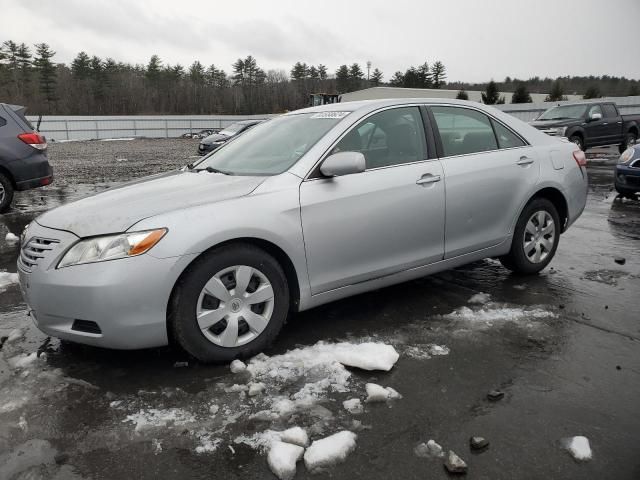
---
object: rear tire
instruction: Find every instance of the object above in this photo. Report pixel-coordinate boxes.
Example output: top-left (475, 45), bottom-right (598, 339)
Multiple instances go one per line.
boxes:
top-left (169, 244), bottom-right (289, 364)
top-left (569, 135), bottom-right (585, 151)
top-left (615, 185), bottom-right (638, 198)
top-left (0, 173), bottom-right (14, 214)
top-left (499, 198), bottom-right (561, 275)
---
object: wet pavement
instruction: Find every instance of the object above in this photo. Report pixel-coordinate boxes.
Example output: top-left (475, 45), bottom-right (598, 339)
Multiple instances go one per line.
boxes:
top-left (1, 140), bottom-right (639, 480)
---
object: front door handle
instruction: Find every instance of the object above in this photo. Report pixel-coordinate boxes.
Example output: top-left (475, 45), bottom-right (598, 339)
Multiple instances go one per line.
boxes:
top-left (517, 156), bottom-right (534, 166)
top-left (416, 174), bottom-right (441, 185)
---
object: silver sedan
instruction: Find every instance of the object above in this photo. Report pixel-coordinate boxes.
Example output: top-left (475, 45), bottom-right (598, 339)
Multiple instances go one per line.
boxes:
top-left (18, 99), bottom-right (588, 362)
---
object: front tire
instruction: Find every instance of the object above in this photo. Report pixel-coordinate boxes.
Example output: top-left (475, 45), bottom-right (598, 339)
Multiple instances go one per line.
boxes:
top-left (569, 135), bottom-right (585, 151)
top-left (618, 132), bottom-right (637, 154)
top-left (499, 198), bottom-right (561, 275)
top-left (170, 244), bottom-right (289, 363)
top-left (0, 172), bottom-right (14, 213)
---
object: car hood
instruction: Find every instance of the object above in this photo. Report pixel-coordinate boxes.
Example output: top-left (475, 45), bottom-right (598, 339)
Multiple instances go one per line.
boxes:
top-left (530, 119), bottom-right (579, 129)
top-left (201, 133), bottom-right (230, 144)
top-left (36, 170), bottom-right (266, 237)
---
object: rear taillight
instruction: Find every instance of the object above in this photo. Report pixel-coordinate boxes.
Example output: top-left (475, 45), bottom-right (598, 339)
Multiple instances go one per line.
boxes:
top-left (17, 132), bottom-right (47, 150)
top-left (572, 150), bottom-right (587, 167)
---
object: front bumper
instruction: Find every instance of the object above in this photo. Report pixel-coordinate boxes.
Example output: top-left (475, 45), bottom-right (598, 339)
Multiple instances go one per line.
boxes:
top-left (17, 221), bottom-right (197, 350)
top-left (615, 164), bottom-right (640, 192)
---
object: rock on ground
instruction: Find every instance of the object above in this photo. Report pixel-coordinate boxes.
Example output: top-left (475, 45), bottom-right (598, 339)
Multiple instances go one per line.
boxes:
top-left (267, 441), bottom-right (304, 480)
top-left (444, 450), bottom-right (468, 474)
top-left (303, 431), bottom-right (357, 473)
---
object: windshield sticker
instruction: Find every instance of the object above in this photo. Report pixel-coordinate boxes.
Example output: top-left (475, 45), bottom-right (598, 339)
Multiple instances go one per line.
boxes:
top-left (310, 112), bottom-right (351, 119)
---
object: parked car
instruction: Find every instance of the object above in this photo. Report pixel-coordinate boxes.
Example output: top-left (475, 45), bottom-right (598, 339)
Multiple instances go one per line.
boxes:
top-left (616, 145), bottom-right (640, 197)
top-left (530, 101), bottom-right (640, 153)
top-left (0, 103), bottom-right (53, 212)
top-left (198, 120), bottom-right (263, 155)
top-left (181, 129), bottom-right (219, 139)
top-left (18, 99), bottom-right (588, 363)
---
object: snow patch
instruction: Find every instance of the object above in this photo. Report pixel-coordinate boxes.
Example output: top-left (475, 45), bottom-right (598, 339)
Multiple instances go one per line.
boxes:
top-left (365, 383), bottom-right (402, 403)
top-left (7, 353), bottom-right (40, 370)
top-left (442, 305), bottom-right (556, 326)
top-left (230, 359), bottom-right (247, 373)
top-left (304, 431), bottom-right (357, 473)
top-left (343, 398), bottom-right (364, 415)
top-left (4, 232), bottom-right (19, 244)
top-left (100, 137), bottom-right (135, 142)
top-left (268, 441), bottom-right (304, 480)
top-left (280, 427), bottom-right (309, 447)
top-left (0, 271), bottom-right (19, 292)
top-left (124, 408), bottom-right (196, 433)
top-left (468, 292), bottom-right (491, 304)
top-left (562, 436), bottom-right (592, 461)
top-left (195, 432), bottom-right (221, 454)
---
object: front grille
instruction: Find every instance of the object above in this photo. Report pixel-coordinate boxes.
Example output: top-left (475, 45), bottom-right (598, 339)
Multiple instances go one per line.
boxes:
top-left (72, 319), bottom-right (102, 334)
top-left (19, 237), bottom-right (60, 272)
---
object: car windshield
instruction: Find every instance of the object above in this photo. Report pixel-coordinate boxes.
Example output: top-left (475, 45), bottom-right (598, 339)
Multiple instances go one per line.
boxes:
top-left (193, 113), bottom-right (347, 175)
top-left (219, 122), bottom-right (248, 136)
top-left (538, 105), bottom-right (588, 120)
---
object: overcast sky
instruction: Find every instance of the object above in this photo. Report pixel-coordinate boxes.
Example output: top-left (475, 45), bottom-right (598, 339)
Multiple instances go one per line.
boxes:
top-left (2, 0), bottom-right (639, 83)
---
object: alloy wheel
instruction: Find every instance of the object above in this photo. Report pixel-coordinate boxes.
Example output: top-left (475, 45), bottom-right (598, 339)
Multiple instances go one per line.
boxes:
top-left (523, 210), bottom-right (555, 264)
top-left (196, 265), bottom-right (275, 348)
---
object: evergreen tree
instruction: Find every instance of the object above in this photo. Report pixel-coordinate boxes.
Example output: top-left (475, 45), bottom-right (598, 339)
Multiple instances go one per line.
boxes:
top-left (511, 82), bottom-right (532, 103)
top-left (403, 67), bottom-right (420, 88)
top-left (389, 71), bottom-right (404, 87)
top-left (583, 85), bottom-right (601, 99)
top-left (71, 52), bottom-right (91, 79)
top-left (370, 68), bottom-right (383, 86)
top-left (335, 64), bottom-right (350, 93)
top-left (317, 64), bottom-right (328, 81)
top-left (545, 80), bottom-right (566, 101)
top-left (308, 65), bottom-right (319, 80)
top-left (481, 80), bottom-right (503, 104)
top-left (417, 62), bottom-right (431, 88)
top-left (348, 63), bottom-right (364, 91)
top-left (628, 84), bottom-right (640, 96)
top-left (456, 89), bottom-right (469, 100)
top-left (189, 61), bottom-right (205, 84)
top-left (431, 61), bottom-right (446, 88)
top-left (290, 61), bottom-right (307, 81)
top-left (33, 43), bottom-right (57, 108)
top-left (145, 55), bottom-right (162, 83)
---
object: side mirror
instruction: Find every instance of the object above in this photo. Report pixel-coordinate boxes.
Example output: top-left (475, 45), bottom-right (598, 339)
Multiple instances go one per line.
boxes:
top-left (589, 112), bottom-right (602, 121)
top-left (320, 151), bottom-right (366, 177)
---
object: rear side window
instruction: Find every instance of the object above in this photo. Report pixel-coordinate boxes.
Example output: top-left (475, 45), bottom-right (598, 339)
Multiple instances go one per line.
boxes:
top-left (431, 106), bottom-right (498, 156)
top-left (602, 104), bottom-right (618, 118)
top-left (491, 119), bottom-right (526, 149)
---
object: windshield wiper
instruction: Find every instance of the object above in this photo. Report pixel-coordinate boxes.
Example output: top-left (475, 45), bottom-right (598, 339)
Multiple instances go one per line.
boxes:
top-left (198, 166), bottom-right (230, 175)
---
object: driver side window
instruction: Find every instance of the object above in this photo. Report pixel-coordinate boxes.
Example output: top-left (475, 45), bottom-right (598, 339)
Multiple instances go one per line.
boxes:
top-left (331, 107), bottom-right (427, 169)
top-left (588, 105), bottom-right (602, 118)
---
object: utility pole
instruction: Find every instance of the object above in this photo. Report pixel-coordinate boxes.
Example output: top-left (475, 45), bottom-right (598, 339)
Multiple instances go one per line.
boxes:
top-left (366, 61), bottom-right (372, 81)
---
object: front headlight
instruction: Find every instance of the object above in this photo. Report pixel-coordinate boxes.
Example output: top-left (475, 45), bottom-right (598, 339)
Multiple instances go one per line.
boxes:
top-left (619, 148), bottom-right (635, 164)
top-left (58, 228), bottom-right (167, 268)
top-left (555, 127), bottom-right (567, 137)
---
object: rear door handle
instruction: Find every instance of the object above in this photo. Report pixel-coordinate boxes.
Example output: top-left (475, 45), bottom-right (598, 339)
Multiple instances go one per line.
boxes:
top-left (517, 156), bottom-right (534, 166)
top-left (416, 174), bottom-right (441, 185)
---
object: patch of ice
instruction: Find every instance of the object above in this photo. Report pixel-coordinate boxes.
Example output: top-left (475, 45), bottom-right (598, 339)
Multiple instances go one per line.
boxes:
top-left (0, 271), bottom-right (19, 292)
top-left (343, 398), bottom-right (364, 415)
top-left (562, 436), bottom-right (592, 461)
top-left (224, 384), bottom-right (248, 393)
top-left (124, 408), bottom-right (196, 433)
top-left (468, 292), bottom-right (491, 304)
top-left (268, 441), bottom-right (304, 480)
top-left (152, 438), bottom-right (162, 455)
top-left (235, 430), bottom-right (283, 453)
top-left (4, 232), bottom-right (19, 244)
top-left (6, 328), bottom-right (24, 343)
top-left (304, 431), bottom-right (357, 473)
top-left (513, 284), bottom-right (526, 290)
top-left (442, 305), bottom-right (556, 325)
top-left (365, 383), bottom-right (402, 402)
top-left (280, 427), bottom-right (309, 447)
top-left (230, 359), bottom-right (247, 373)
top-left (209, 404), bottom-right (219, 415)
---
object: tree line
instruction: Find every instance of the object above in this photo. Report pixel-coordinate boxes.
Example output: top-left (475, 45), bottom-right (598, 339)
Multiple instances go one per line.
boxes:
top-left (1, 39), bottom-right (639, 115)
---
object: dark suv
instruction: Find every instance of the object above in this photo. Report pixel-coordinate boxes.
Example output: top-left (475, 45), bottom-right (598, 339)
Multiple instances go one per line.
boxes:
top-left (0, 103), bottom-right (53, 212)
top-left (198, 120), bottom-right (264, 155)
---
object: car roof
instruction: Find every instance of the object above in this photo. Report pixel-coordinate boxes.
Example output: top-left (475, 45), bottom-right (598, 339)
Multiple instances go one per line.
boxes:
top-left (288, 98), bottom-right (503, 116)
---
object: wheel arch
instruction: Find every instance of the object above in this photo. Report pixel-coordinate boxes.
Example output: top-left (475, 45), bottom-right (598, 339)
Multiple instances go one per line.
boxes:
top-left (525, 187), bottom-right (569, 232)
top-left (626, 124), bottom-right (639, 137)
top-left (0, 165), bottom-right (16, 187)
top-left (166, 237), bottom-right (302, 344)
